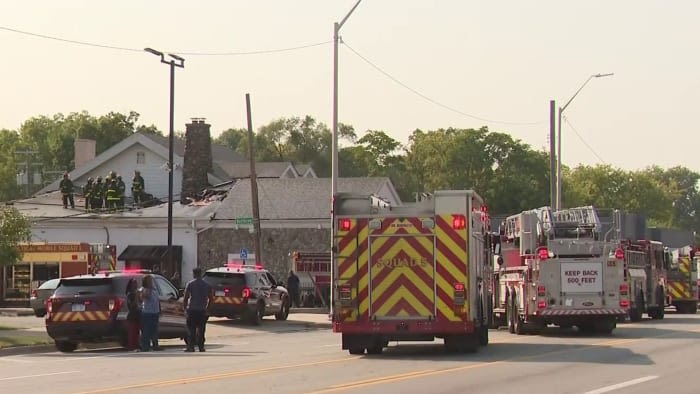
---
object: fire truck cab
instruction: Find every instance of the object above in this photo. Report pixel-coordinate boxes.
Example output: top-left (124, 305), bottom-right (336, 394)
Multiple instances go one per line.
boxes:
top-left (491, 206), bottom-right (628, 334)
top-left (332, 190), bottom-right (492, 354)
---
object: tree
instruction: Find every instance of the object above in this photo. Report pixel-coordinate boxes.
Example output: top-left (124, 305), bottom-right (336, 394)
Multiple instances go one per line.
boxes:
top-left (0, 207), bottom-right (32, 266)
top-left (214, 128), bottom-right (248, 155)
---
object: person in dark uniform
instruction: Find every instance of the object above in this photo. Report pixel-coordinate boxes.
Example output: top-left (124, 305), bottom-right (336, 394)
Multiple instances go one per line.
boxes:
top-left (287, 270), bottom-right (301, 308)
top-left (91, 177), bottom-right (104, 210)
top-left (183, 267), bottom-right (214, 352)
top-left (59, 172), bottom-right (75, 209)
top-left (106, 179), bottom-right (119, 210)
top-left (83, 177), bottom-right (94, 211)
top-left (116, 175), bottom-right (126, 209)
top-left (132, 170), bottom-right (145, 206)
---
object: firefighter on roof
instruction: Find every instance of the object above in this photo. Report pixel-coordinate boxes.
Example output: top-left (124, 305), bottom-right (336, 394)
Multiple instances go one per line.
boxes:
top-left (59, 172), bottom-right (75, 209)
top-left (132, 170), bottom-right (145, 206)
top-left (83, 177), bottom-right (94, 211)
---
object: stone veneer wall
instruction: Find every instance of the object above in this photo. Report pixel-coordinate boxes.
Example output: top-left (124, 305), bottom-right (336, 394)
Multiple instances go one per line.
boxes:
top-left (181, 120), bottom-right (212, 202)
top-left (197, 227), bottom-right (330, 281)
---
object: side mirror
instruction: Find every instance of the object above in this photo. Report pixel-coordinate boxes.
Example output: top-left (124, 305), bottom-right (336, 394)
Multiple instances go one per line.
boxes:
top-left (178, 289), bottom-right (185, 298)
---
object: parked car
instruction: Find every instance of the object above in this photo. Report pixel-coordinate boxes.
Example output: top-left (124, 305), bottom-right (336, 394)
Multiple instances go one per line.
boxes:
top-left (30, 278), bottom-right (61, 317)
top-left (203, 264), bottom-right (290, 325)
top-left (45, 270), bottom-right (187, 353)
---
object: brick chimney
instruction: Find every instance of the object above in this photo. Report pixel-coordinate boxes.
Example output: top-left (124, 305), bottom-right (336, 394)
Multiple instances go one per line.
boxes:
top-left (181, 118), bottom-right (212, 203)
top-left (74, 138), bottom-right (96, 169)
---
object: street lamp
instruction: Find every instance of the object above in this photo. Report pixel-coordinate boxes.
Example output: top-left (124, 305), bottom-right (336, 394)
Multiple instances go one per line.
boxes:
top-left (556, 72), bottom-right (613, 210)
top-left (331, 0), bottom-right (363, 318)
top-left (145, 47), bottom-right (185, 274)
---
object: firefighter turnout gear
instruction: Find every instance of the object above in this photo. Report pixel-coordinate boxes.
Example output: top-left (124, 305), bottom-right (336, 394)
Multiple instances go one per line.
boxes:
top-left (59, 173), bottom-right (75, 209)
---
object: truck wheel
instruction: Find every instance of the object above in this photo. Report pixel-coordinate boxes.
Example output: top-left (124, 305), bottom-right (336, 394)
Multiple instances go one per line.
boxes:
top-left (248, 303), bottom-right (265, 325)
top-left (478, 325), bottom-right (489, 346)
top-left (629, 292), bottom-right (643, 322)
top-left (506, 291), bottom-right (515, 334)
top-left (55, 340), bottom-right (78, 353)
top-left (511, 296), bottom-right (525, 335)
top-left (651, 287), bottom-right (665, 319)
top-left (348, 347), bottom-right (365, 355)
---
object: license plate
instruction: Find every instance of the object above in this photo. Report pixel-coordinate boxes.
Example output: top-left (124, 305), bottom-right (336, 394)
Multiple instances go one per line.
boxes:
top-left (215, 291), bottom-right (225, 297)
top-left (72, 303), bottom-right (86, 312)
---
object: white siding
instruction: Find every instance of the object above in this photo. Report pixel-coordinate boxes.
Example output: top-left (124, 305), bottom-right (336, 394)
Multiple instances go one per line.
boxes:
top-left (72, 143), bottom-right (184, 200)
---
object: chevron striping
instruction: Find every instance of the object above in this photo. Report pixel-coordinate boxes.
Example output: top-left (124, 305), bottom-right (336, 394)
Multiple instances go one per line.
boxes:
top-left (371, 274), bottom-right (435, 313)
top-left (373, 286), bottom-right (432, 317)
top-left (386, 298), bottom-right (424, 317)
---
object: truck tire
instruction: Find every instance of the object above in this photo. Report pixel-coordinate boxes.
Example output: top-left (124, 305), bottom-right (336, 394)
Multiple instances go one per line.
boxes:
top-left (55, 340), bottom-right (78, 353)
top-left (348, 347), bottom-right (365, 355)
top-left (506, 290), bottom-right (515, 334)
top-left (478, 325), bottom-right (489, 346)
top-left (511, 294), bottom-right (525, 335)
top-left (650, 287), bottom-right (665, 320)
top-left (275, 298), bottom-right (290, 320)
top-left (629, 292), bottom-right (643, 322)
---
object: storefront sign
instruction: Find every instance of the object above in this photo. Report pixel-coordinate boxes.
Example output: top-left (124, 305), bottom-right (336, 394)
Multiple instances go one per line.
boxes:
top-left (17, 243), bottom-right (87, 253)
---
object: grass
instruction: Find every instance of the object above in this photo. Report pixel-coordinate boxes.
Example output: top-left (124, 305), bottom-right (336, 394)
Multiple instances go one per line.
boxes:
top-left (0, 335), bottom-right (53, 348)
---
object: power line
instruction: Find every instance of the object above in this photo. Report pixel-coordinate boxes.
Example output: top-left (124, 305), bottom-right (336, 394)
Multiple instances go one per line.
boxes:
top-left (342, 40), bottom-right (546, 126)
top-left (562, 116), bottom-right (607, 164)
top-left (0, 25), bottom-right (331, 56)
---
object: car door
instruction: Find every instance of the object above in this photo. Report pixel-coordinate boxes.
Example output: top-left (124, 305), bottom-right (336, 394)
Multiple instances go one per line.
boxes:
top-left (154, 276), bottom-right (185, 336)
top-left (257, 273), bottom-right (276, 313)
top-left (259, 273), bottom-right (280, 312)
top-left (266, 272), bottom-right (285, 311)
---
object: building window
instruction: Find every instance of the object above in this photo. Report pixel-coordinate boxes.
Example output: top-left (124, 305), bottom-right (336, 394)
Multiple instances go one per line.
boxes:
top-left (136, 152), bottom-right (146, 164)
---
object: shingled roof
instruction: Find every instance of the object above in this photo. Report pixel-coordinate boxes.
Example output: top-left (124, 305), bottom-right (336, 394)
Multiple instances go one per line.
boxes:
top-left (214, 177), bottom-right (401, 220)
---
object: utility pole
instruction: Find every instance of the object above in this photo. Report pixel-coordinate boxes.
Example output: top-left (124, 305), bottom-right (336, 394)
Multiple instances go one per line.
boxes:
top-left (549, 100), bottom-right (556, 209)
top-left (246, 93), bottom-right (262, 265)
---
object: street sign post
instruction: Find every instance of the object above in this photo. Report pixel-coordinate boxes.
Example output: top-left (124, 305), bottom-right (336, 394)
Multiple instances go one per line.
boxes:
top-left (240, 248), bottom-right (248, 260)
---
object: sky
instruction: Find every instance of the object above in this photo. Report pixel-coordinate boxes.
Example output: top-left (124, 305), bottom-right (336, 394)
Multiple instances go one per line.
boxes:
top-left (1, 0), bottom-right (699, 172)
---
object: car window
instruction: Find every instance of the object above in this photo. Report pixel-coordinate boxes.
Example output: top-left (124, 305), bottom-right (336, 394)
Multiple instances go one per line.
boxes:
top-left (54, 278), bottom-right (115, 296)
top-left (155, 277), bottom-right (178, 298)
top-left (38, 278), bottom-right (61, 290)
top-left (258, 273), bottom-right (271, 287)
top-left (265, 272), bottom-right (277, 287)
top-left (203, 272), bottom-right (246, 287)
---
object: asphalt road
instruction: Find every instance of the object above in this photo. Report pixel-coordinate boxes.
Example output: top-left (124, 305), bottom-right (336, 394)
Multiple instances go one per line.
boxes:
top-left (0, 313), bottom-right (698, 394)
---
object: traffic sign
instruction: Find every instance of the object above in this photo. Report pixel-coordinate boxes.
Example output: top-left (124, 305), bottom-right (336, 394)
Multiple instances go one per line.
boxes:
top-left (236, 217), bottom-right (253, 225)
top-left (240, 248), bottom-right (248, 260)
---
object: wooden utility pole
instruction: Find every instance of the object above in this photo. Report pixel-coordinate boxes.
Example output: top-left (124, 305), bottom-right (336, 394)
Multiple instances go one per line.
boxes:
top-left (246, 93), bottom-right (262, 265)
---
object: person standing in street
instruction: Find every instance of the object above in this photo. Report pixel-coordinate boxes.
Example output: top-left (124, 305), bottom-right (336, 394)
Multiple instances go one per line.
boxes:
top-left (287, 270), bottom-right (301, 308)
top-left (139, 275), bottom-right (162, 352)
top-left (125, 278), bottom-right (141, 352)
top-left (183, 267), bottom-right (213, 352)
top-left (59, 172), bottom-right (75, 209)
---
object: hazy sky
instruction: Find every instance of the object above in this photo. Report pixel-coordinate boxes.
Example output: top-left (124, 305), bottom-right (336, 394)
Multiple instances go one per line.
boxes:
top-left (1, 1), bottom-right (699, 171)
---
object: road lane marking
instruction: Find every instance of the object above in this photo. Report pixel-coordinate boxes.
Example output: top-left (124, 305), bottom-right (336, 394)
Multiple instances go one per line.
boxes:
top-left (327, 370), bottom-right (436, 389)
top-left (583, 375), bottom-right (659, 394)
top-left (308, 335), bottom-right (660, 393)
top-left (74, 356), bottom-right (359, 393)
top-left (0, 371), bottom-right (79, 381)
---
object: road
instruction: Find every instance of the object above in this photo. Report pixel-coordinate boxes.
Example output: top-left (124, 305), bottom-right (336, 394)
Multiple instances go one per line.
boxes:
top-left (0, 313), bottom-right (698, 394)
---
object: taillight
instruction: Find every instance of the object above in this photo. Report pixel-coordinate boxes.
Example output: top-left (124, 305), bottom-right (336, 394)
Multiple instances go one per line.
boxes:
top-left (109, 297), bottom-right (123, 312)
top-left (537, 247), bottom-right (550, 260)
top-left (615, 248), bottom-right (625, 260)
top-left (242, 287), bottom-right (252, 298)
top-left (339, 218), bottom-right (352, 231)
top-left (619, 283), bottom-right (629, 296)
top-left (620, 299), bottom-right (630, 308)
top-left (537, 285), bottom-right (546, 296)
top-left (46, 299), bottom-right (53, 314)
top-left (224, 288), bottom-right (231, 295)
top-left (454, 283), bottom-right (466, 305)
top-left (537, 300), bottom-right (547, 309)
top-left (452, 215), bottom-right (466, 230)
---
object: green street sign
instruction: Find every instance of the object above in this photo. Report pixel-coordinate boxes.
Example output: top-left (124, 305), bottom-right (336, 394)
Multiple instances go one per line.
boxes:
top-left (236, 217), bottom-right (253, 225)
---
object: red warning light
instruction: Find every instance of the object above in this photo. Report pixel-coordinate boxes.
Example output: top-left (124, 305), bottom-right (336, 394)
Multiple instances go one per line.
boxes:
top-left (452, 215), bottom-right (466, 230)
top-left (339, 218), bottom-right (352, 231)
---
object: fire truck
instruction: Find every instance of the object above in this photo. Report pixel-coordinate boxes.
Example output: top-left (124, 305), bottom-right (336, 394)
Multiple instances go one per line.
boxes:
top-left (332, 190), bottom-right (492, 354)
top-left (619, 240), bottom-right (667, 321)
top-left (490, 206), bottom-right (628, 334)
top-left (665, 246), bottom-right (698, 314)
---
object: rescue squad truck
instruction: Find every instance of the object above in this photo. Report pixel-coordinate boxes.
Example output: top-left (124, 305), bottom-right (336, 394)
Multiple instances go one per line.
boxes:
top-left (332, 190), bottom-right (492, 354)
top-left (490, 206), bottom-right (628, 334)
top-left (665, 246), bottom-right (698, 314)
top-left (619, 239), bottom-right (667, 321)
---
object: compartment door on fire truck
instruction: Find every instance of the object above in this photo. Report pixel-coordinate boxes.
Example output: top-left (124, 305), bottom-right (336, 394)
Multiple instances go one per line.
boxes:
top-left (368, 217), bottom-right (436, 320)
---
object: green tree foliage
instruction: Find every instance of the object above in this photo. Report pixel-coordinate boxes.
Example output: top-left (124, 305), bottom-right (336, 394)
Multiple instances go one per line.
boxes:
top-left (0, 207), bottom-right (32, 266)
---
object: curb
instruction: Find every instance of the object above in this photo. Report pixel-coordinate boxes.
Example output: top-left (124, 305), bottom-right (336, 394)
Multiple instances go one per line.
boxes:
top-left (0, 344), bottom-right (55, 357)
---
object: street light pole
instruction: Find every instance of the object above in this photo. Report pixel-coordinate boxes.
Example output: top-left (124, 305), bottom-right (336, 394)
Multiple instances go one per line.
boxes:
top-left (556, 72), bottom-right (613, 210)
top-left (331, 0), bottom-right (363, 318)
top-left (145, 48), bottom-right (185, 274)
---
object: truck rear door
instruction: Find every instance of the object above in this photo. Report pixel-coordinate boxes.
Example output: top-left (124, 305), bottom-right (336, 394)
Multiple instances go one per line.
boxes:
top-left (560, 259), bottom-right (605, 308)
top-left (368, 217), bottom-right (436, 320)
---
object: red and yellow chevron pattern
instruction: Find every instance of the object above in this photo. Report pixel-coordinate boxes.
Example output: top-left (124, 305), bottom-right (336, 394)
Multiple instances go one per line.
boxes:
top-left (435, 214), bottom-right (468, 321)
top-left (213, 296), bottom-right (243, 304)
top-left (51, 311), bottom-right (110, 322)
top-left (668, 256), bottom-right (693, 299)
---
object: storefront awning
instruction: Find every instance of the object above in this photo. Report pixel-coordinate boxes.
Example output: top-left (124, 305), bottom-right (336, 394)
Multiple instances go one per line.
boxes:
top-left (118, 245), bottom-right (182, 261)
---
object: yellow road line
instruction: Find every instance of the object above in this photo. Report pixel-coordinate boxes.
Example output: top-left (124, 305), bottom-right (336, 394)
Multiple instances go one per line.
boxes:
top-left (307, 334), bottom-right (672, 393)
top-left (74, 356), bottom-right (359, 394)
